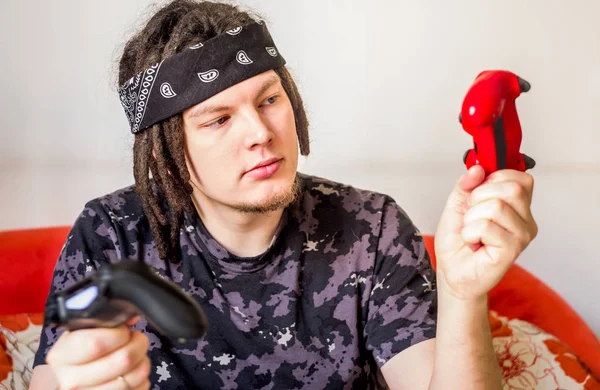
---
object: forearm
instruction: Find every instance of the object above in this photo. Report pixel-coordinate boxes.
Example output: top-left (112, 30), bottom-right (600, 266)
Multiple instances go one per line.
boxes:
top-left (428, 274), bottom-right (503, 390)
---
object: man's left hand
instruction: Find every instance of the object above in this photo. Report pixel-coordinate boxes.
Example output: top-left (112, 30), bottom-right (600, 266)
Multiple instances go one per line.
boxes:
top-left (434, 164), bottom-right (538, 300)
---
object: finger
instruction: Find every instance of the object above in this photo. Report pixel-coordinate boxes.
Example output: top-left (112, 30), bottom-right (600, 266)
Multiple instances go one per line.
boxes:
top-left (464, 198), bottom-right (532, 236)
top-left (58, 331), bottom-right (150, 389)
top-left (462, 201), bottom-right (534, 254)
top-left (134, 380), bottom-right (152, 390)
top-left (462, 219), bottom-right (510, 247)
top-left (133, 380), bottom-right (152, 390)
top-left (81, 380), bottom-right (151, 390)
top-left (484, 170), bottom-right (535, 202)
top-left (461, 219), bottom-right (521, 265)
top-left (468, 181), bottom-right (534, 219)
top-left (461, 220), bottom-right (523, 290)
top-left (80, 356), bottom-right (152, 390)
top-left (47, 325), bottom-right (132, 366)
top-left (111, 380), bottom-right (150, 390)
top-left (126, 316), bottom-right (141, 327)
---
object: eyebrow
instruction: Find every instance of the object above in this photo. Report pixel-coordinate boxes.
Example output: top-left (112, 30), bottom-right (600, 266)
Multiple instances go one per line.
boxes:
top-left (187, 75), bottom-right (281, 119)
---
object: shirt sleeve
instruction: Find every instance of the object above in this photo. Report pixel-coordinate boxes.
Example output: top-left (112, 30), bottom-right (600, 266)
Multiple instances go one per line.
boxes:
top-left (32, 200), bottom-right (121, 368)
top-left (364, 198), bottom-right (438, 367)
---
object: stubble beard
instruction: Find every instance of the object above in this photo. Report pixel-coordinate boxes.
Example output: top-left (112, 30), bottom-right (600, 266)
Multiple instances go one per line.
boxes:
top-left (229, 175), bottom-right (301, 214)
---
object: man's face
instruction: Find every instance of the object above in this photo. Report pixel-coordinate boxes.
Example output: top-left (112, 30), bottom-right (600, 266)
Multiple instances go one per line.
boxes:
top-left (182, 70), bottom-right (299, 213)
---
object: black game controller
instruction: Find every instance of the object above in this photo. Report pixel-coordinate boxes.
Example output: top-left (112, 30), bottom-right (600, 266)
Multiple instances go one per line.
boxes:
top-left (45, 260), bottom-right (208, 342)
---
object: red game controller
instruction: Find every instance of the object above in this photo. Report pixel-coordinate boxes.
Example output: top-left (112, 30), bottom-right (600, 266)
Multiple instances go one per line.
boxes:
top-left (459, 70), bottom-right (536, 176)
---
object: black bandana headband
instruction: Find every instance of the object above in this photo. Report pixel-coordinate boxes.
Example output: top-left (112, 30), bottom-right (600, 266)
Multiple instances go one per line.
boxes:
top-left (118, 21), bottom-right (286, 134)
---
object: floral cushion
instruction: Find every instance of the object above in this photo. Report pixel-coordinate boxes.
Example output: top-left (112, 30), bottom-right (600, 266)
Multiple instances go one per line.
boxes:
top-left (490, 310), bottom-right (599, 389)
top-left (0, 312), bottom-right (598, 389)
top-left (0, 314), bottom-right (43, 390)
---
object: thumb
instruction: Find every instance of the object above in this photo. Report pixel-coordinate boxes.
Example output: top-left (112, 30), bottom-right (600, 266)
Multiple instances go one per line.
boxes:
top-left (446, 165), bottom-right (486, 208)
top-left (435, 165), bottom-right (486, 253)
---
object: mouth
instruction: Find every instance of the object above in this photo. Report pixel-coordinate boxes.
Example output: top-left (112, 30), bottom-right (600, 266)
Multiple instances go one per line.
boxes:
top-left (244, 157), bottom-right (283, 179)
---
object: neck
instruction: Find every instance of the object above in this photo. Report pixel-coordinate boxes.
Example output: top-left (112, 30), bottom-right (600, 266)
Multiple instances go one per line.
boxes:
top-left (190, 189), bottom-right (284, 258)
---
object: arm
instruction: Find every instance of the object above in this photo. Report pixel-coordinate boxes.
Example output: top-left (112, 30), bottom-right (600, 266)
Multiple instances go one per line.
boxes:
top-left (381, 166), bottom-right (536, 389)
top-left (380, 279), bottom-right (501, 390)
top-left (427, 275), bottom-right (502, 389)
top-left (362, 197), bottom-right (437, 385)
top-left (380, 279), bottom-right (502, 390)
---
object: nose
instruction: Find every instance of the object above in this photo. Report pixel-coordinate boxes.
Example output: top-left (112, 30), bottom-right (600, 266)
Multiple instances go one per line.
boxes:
top-left (242, 109), bottom-right (272, 149)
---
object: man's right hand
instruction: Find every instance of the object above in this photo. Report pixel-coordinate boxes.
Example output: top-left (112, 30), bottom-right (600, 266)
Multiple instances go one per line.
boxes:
top-left (45, 317), bottom-right (151, 390)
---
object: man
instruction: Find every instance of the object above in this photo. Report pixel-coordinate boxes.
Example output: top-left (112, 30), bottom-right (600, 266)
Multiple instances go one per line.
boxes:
top-left (30, 1), bottom-right (537, 389)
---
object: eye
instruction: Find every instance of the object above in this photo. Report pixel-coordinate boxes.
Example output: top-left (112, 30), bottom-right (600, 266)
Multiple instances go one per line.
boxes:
top-left (205, 116), bottom-right (229, 128)
top-left (261, 95), bottom-right (278, 107)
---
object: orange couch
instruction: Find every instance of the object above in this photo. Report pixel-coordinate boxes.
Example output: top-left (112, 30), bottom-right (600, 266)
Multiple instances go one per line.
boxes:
top-left (1, 227), bottom-right (599, 384)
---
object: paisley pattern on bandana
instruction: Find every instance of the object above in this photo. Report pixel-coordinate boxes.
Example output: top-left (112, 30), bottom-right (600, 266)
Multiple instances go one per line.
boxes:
top-left (117, 21), bottom-right (286, 134)
top-left (33, 173), bottom-right (437, 389)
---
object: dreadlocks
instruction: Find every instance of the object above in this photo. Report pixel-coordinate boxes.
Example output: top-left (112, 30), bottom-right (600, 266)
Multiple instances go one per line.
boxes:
top-left (117, 0), bottom-right (310, 264)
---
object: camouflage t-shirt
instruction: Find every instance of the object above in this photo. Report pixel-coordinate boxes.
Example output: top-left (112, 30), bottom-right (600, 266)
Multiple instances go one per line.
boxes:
top-left (33, 173), bottom-right (437, 389)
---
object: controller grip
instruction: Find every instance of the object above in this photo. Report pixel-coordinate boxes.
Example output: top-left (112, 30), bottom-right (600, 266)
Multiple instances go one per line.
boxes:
top-left (47, 260), bottom-right (208, 342)
top-left (108, 261), bottom-right (208, 341)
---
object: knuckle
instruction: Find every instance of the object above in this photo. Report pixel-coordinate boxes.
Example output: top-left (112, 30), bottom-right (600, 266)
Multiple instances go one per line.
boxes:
top-left (519, 232), bottom-right (530, 247)
top-left (489, 170), bottom-right (504, 181)
top-left (524, 173), bottom-right (534, 188)
top-left (523, 219), bottom-right (538, 242)
top-left (513, 244), bottom-right (523, 260)
top-left (522, 228), bottom-right (531, 242)
top-left (520, 236), bottom-right (531, 254)
top-left (482, 219), bottom-right (493, 232)
top-left (492, 199), bottom-right (505, 215)
top-left (509, 182), bottom-right (524, 199)
top-left (521, 225), bottom-right (537, 247)
top-left (116, 348), bottom-right (136, 368)
top-left (524, 237), bottom-right (532, 250)
top-left (467, 189), bottom-right (479, 205)
top-left (530, 223), bottom-right (539, 241)
top-left (138, 357), bottom-right (152, 379)
top-left (88, 336), bottom-right (106, 357)
top-left (46, 348), bottom-right (58, 365)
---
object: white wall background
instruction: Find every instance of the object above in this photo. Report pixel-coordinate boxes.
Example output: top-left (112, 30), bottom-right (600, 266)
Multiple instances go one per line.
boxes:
top-left (1, 1), bottom-right (598, 335)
